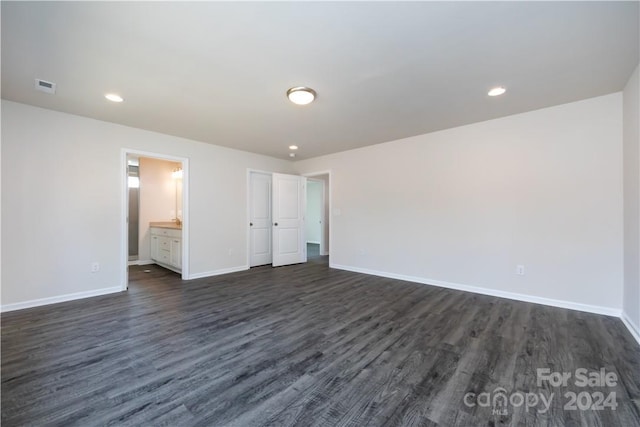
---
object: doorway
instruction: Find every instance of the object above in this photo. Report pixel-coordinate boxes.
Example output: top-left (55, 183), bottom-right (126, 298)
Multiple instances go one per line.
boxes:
top-left (305, 178), bottom-right (323, 259)
top-left (248, 170), bottom-right (330, 268)
top-left (248, 171), bottom-right (309, 268)
top-left (121, 149), bottom-right (189, 290)
top-left (304, 172), bottom-right (330, 259)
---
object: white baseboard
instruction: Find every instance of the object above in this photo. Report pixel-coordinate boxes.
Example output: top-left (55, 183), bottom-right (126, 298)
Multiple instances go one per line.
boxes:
top-left (621, 311), bottom-right (640, 346)
top-left (330, 263), bottom-right (622, 317)
top-left (187, 265), bottom-right (249, 280)
top-left (1, 286), bottom-right (122, 313)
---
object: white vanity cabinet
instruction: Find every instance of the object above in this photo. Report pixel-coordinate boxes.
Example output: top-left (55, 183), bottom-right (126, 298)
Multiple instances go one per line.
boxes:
top-left (150, 226), bottom-right (182, 273)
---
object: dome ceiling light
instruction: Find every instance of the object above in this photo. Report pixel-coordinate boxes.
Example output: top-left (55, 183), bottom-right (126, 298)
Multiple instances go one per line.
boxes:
top-left (286, 87), bottom-right (316, 105)
top-left (488, 86), bottom-right (507, 97)
top-left (105, 93), bottom-right (124, 102)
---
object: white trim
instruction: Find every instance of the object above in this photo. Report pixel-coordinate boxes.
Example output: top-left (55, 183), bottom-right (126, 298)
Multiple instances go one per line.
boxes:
top-left (621, 311), bottom-right (640, 345)
top-left (121, 150), bottom-right (129, 290)
top-left (122, 149), bottom-right (190, 291)
top-left (1, 287), bottom-right (122, 313)
top-left (246, 168), bottom-right (277, 267)
top-left (187, 265), bottom-right (249, 280)
top-left (246, 169), bottom-right (251, 268)
top-left (330, 263), bottom-right (622, 317)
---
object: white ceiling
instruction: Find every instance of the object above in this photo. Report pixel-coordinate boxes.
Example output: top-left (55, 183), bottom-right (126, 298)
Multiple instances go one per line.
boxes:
top-left (2, 2), bottom-right (638, 160)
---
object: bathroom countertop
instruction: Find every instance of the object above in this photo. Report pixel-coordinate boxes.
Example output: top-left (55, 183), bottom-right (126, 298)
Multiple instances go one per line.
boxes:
top-left (149, 221), bottom-right (182, 230)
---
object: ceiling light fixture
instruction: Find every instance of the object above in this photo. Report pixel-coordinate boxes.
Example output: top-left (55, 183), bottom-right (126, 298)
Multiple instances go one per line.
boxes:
top-left (488, 87), bottom-right (506, 97)
top-left (289, 153), bottom-right (296, 158)
top-left (289, 145), bottom-right (299, 150)
top-left (286, 87), bottom-right (316, 105)
top-left (105, 93), bottom-right (124, 102)
top-left (172, 167), bottom-right (183, 179)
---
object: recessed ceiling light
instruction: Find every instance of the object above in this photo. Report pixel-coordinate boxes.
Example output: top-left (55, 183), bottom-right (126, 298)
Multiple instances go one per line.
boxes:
top-left (488, 87), bottom-right (506, 97)
top-left (287, 87), bottom-right (316, 105)
top-left (289, 145), bottom-right (299, 150)
top-left (105, 93), bottom-right (124, 102)
top-left (289, 153), bottom-right (296, 158)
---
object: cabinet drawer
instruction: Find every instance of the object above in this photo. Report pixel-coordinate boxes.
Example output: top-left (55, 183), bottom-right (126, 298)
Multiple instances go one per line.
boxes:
top-left (159, 249), bottom-right (170, 263)
top-left (159, 237), bottom-right (170, 248)
top-left (150, 227), bottom-right (181, 238)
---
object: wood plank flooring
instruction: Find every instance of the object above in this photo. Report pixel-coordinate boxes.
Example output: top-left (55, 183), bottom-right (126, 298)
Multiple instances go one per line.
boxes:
top-left (2, 257), bottom-right (639, 426)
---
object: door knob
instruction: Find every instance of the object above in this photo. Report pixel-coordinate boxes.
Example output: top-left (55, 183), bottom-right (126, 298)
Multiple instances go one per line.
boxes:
top-left (274, 222), bottom-right (278, 226)
top-left (250, 222), bottom-right (253, 226)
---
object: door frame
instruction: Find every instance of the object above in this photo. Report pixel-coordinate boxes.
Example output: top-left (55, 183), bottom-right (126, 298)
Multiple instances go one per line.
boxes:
top-left (121, 149), bottom-right (190, 290)
top-left (302, 170), bottom-right (332, 257)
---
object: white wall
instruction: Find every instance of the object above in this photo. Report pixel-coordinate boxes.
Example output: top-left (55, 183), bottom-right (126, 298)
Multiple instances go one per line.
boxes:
top-left (1, 100), bottom-right (293, 309)
top-left (623, 64), bottom-right (640, 337)
top-left (138, 157), bottom-right (181, 262)
top-left (295, 94), bottom-right (624, 312)
top-left (306, 180), bottom-right (322, 244)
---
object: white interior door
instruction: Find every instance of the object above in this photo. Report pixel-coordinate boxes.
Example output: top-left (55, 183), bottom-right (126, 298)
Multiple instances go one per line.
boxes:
top-left (272, 173), bottom-right (307, 267)
top-left (249, 172), bottom-right (272, 267)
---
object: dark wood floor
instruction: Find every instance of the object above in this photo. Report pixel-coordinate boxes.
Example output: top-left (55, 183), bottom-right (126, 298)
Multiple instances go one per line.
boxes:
top-left (2, 257), bottom-right (639, 426)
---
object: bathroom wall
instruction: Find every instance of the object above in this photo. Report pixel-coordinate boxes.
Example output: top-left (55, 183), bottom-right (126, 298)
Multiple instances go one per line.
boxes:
top-left (138, 157), bottom-right (181, 262)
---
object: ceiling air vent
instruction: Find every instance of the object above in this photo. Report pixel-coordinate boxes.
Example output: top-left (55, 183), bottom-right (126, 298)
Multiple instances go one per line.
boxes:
top-left (34, 79), bottom-right (56, 94)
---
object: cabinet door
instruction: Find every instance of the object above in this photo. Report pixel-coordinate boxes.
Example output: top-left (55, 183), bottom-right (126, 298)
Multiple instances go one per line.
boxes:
top-left (170, 239), bottom-right (182, 268)
top-left (150, 235), bottom-right (159, 260)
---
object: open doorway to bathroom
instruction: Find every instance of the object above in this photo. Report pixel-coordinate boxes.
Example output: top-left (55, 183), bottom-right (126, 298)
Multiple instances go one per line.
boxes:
top-left (127, 155), bottom-right (183, 266)
top-left (122, 149), bottom-right (189, 290)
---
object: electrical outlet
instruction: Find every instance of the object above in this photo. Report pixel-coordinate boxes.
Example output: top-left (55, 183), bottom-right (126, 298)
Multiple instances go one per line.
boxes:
top-left (91, 262), bottom-right (100, 273)
top-left (228, 248), bottom-right (234, 256)
top-left (516, 265), bottom-right (525, 276)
